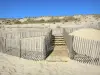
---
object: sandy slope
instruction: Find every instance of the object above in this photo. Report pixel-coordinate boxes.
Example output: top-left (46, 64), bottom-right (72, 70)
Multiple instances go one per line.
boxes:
top-left (0, 53), bottom-right (100, 75)
top-left (69, 28), bottom-right (100, 41)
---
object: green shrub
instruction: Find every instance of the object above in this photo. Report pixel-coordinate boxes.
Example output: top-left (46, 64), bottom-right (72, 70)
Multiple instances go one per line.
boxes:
top-left (62, 16), bottom-right (80, 22)
top-left (93, 15), bottom-right (100, 20)
top-left (38, 19), bottom-right (45, 23)
top-left (47, 17), bottom-right (60, 23)
top-left (14, 20), bottom-right (22, 24)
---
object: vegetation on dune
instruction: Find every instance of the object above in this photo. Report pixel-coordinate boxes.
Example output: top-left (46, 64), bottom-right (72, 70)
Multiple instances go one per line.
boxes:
top-left (0, 16), bottom-right (81, 25)
top-left (22, 18), bottom-right (34, 24)
top-left (22, 16), bottom-right (80, 24)
top-left (63, 16), bottom-right (80, 22)
top-left (3, 20), bottom-right (12, 25)
top-left (47, 17), bottom-right (61, 22)
top-left (1, 14), bottom-right (100, 25)
top-left (0, 19), bottom-right (22, 25)
top-left (22, 17), bottom-right (61, 24)
top-left (22, 19), bottom-right (45, 24)
top-left (13, 20), bottom-right (22, 24)
top-left (93, 14), bottom-right (100, 20)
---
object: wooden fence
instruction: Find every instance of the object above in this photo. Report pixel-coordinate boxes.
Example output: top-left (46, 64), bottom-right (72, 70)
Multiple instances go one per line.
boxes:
top-left (0, 28), bottom-right (52, 60)
top-left (63, 28), bottom-right (100, 66)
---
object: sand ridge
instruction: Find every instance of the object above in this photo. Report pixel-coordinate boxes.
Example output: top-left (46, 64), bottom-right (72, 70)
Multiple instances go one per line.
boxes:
top-left (69, 28), bottom-right (100, 41)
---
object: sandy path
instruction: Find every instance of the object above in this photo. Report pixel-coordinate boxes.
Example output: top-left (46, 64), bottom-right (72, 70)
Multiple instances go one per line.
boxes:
top-left (0, 53), bottom-right (100, 75)
top-left (46, 46), bottom-right (69, 62)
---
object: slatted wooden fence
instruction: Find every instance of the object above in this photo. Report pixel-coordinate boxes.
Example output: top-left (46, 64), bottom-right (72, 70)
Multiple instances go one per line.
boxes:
top-left (0, 28), bottom-right (52, 60)
top-left (63, 28), bottom-right (100, 66)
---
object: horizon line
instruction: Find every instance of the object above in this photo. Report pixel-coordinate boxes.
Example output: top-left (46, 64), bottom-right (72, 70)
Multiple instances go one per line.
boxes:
top-left (0, 13), bottom-right (100, 19)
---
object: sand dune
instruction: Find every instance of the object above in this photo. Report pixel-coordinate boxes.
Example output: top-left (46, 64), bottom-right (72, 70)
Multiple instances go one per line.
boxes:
top-left (0, 53), bottom-right (100, 75)
top-left (69, 28), bottom-right (100, 41)
top-left (0, 15), bottom-right (100, 75)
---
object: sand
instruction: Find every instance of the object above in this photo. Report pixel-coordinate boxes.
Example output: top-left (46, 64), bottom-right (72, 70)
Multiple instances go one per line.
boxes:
top-left (46, 46), bottom-right (69, 62)
top-left (0, 52), bottom-right (100, 75)
top-left (0, 15), bottom-right (100, 75)
top-left (69, 28), bottom-right (100, 41)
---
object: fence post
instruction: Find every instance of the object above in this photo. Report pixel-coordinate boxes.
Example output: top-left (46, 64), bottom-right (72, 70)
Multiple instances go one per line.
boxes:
top-left (5, 38), bottom-right (6, 53)
top-left (68, 35), bottom-right (76, 59)
top-left (63, 28), bottom-right (76, 59)
top-left (20, 39), bottom-right (21, 58)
